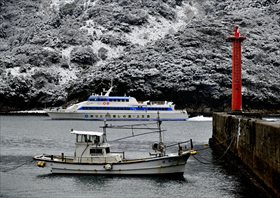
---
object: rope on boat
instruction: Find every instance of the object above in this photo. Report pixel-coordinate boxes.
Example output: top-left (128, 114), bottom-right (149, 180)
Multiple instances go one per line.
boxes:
top-left (1, 159), bottom-right (35, 172)
top-left (193, 125), bottom-right (245, 164)
top-left (192, 118), bottom-right (246, 165)
top-left (192, 133), bottom-right (236, 165)
top-left (109, 130), bottom-right (166, 142)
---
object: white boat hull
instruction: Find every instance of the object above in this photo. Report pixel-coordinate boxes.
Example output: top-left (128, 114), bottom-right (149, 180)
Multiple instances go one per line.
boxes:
top-left (47, 110), bottom-right (188, 121)
top-left (34, 154), bottom-right (190, 176)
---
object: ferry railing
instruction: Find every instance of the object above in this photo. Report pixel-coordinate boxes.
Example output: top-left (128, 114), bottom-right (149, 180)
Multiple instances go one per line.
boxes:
top-left (138, 101), bottom-right (169, 105)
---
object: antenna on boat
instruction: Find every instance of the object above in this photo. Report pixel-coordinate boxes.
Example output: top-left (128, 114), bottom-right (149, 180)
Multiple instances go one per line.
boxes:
top-left (104, 79), bottom-right (114, 96)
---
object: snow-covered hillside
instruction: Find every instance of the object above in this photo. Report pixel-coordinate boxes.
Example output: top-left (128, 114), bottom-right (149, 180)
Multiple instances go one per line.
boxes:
top-left (0, 0), bottom-right (279, 113)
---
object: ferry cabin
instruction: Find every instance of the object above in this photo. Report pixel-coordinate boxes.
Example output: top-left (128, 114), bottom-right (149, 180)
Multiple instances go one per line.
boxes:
top-left (65, 95), bottom-right (180, 120)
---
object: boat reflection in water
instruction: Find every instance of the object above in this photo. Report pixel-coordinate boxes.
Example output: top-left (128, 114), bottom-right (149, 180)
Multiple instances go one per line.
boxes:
top-left (34, 119), bottom-right (196, 176)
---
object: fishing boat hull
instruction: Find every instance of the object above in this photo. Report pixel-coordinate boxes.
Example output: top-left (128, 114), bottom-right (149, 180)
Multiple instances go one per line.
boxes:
top-left (47, 110), bottom-right (188, 121)
top-left (34, 154), bottom-right (190, 176)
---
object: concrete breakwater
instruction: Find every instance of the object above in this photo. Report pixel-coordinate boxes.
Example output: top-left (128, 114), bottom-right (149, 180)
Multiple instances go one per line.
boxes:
top-left (211, 112), bottom-right (280, 197)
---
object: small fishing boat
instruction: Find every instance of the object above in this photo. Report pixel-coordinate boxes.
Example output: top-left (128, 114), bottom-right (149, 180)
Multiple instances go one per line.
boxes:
top-left (33, 120), bottom-right (196, 176)
top-left (47, 84), bottom-right (188, 121)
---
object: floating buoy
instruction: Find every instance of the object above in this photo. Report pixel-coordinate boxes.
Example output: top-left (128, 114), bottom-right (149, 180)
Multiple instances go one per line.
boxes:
top-left (36, 161), bottom-right (46, 168)
top-left (104, 164), bottom-right (112, 170)
top-left (190, 151), bottom-right (197, 155)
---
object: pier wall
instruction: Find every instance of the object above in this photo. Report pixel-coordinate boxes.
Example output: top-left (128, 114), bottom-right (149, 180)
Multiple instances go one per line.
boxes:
top-left (212, 112), bottom-right (280, 196)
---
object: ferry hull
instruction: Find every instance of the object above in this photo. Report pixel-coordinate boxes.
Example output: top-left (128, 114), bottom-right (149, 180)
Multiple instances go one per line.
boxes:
top-left (34, 154), bottom-right (190, 176)
top-left (47, 111), bottom-right (188, 121)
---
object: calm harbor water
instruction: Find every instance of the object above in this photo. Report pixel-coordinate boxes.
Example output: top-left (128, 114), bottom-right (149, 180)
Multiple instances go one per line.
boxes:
top-left (0, 115), bottom-right (266, 198)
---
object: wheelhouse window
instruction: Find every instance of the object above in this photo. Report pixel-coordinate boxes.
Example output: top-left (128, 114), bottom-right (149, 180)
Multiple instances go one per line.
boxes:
top-left (90, 148), bottom-right (102, 154)
top-left (76, 134), bottom-right (94, 143)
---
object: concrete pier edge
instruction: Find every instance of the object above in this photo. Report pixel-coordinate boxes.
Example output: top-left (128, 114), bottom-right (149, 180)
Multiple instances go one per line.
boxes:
top-left (211, 112), bottom-right (280, 197)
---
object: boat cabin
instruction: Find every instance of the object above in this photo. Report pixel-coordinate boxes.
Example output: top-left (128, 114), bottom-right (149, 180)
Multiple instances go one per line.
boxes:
top-left (70, 130), bottom-right (123, 163)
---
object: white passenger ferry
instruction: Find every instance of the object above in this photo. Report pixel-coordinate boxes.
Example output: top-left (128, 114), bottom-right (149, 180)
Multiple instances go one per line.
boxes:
top-left (47, 86), bottom-right (188, 121)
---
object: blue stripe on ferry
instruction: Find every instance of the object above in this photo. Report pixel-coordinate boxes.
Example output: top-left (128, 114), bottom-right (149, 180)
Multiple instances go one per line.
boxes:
top-left (83, 118), bottom-right (187, 121)
top-left (78, 106), bottom-right (173, 111)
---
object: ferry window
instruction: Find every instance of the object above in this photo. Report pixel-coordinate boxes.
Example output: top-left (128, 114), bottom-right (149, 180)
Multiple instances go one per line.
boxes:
top-left (128, 115), bottom-right (131, 118)
top-left (126, 99), bottom-right (129, 102)
top-left (113, 115), bottom-right (116, 118)
top-left (90, 115), bottom-right (93, 117)
top-left (123, 115), bottom-right (126, 118)
top-left (147, 115), bottom-right (150, 118)
top-left (142, 115), bottom-right (145, 118)
top-left (100, 115), bottom-right (103, 118)
top-left (95, 115), bottom-right (98, 118)
top-left (106, 147), bottom-right (110, 153)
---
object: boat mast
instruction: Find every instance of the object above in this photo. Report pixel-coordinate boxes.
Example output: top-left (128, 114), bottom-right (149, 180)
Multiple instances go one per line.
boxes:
top-left (157, 112), bottom-right (166, 156)
top-left (157, 112), bottom-right (163, 143)
top-left (102, 119), bottom-right (108, 142)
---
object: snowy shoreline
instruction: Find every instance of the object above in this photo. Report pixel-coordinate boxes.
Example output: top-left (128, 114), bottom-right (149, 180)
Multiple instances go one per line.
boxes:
top-left (0, 110), bottom-right (48, 116)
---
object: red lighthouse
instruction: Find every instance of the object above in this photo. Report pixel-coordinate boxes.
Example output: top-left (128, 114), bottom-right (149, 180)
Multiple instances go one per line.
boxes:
top-left (226, 26), bottom-right (246, 112)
